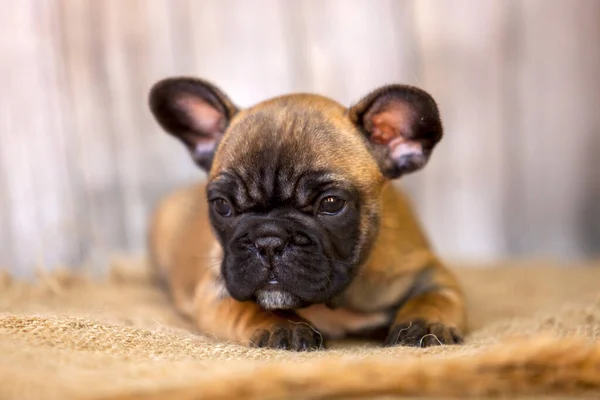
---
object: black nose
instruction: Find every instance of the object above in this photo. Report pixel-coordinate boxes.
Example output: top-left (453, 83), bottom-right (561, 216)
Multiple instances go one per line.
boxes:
top-left (254, 236), bottom-right (286, 257)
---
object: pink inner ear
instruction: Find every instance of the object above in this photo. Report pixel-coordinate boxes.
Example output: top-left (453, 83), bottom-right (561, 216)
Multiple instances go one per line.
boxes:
top-left (368, 102), bottom-right (426, 167)
top-left (369, 102), bottom-right (414, 146)
top-left (175, 95), bottom-right (223, 137)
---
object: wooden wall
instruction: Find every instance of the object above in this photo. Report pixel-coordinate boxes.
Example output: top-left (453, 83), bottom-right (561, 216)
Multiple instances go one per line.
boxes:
top-left (1, 0), bottom-right (599, 276)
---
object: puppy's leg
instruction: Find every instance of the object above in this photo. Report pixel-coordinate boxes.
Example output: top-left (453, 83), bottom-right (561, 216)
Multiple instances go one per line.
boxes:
top-left (384, 262), bottom-right (466, 347)
top-left (192, 275), bottom-right (324, 351)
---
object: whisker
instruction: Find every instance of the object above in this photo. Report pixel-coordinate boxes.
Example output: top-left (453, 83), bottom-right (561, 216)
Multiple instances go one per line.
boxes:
top-left (286, 319), bottom-right (324, 345)
top-left (420, 334), bottom-right (442, 347)
top-left (395, 321), bottom-right (413, 344)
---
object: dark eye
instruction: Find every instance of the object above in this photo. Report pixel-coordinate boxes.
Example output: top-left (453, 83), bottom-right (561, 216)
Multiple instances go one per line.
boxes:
top-left (212, 198), bottom-right (232, 216)
top-left (318, 196), bottom-right (346, 215)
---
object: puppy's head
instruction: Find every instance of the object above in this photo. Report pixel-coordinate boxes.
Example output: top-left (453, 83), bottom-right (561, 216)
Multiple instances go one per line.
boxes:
top-left (149, 77), bottom-right (443, 310)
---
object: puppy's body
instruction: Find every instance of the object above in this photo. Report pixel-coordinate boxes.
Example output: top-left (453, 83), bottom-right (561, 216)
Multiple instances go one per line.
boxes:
top-left (150, 181), bottom-right (462, 341)
top-left (148, 82), bottom-right (466, 350)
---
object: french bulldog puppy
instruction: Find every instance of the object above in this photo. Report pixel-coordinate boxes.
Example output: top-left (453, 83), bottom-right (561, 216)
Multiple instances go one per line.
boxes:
top-left (147, 77), bottom-right (466, 351)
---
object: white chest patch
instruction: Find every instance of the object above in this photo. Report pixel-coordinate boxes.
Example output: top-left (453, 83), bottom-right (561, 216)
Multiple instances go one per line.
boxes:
top-left (296, 304), bottom-right (389, 339)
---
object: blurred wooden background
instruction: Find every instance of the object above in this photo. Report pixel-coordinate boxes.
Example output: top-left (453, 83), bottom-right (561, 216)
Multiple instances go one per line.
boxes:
top-left (1, 0), bottom-right (599, 276)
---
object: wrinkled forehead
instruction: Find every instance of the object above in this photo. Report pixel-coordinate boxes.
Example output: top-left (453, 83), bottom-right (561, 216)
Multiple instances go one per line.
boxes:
top-left (209, 106), bottom-right (383, 193)
top-left (233, 111), bottom-right (332, 167)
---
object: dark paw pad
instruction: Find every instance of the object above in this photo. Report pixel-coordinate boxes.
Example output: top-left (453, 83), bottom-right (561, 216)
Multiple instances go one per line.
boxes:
top-left (384, 318), bottom-right (463, 347)
top-left (250, 323), bottom-right (324, 351)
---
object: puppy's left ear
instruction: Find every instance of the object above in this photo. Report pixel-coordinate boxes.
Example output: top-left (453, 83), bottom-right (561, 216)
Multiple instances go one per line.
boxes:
top-left (348, 85), bottom-right (443, 179)
top-left (148, 77), bottom-right (238, 172)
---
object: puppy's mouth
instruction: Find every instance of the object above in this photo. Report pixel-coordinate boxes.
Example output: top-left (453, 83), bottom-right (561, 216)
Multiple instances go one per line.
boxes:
top-left (267, 273), bottom-right (279, 285)
top-left (255, 289), bottom-right (298, 310)
top-left (254, 273), bottom-right (301, 310)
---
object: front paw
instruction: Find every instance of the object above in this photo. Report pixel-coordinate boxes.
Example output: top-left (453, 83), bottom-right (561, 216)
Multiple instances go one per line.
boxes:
top-left (384, 318), bottom-right (463, 347)
top-left (250, 323), bottom-right (324, 351)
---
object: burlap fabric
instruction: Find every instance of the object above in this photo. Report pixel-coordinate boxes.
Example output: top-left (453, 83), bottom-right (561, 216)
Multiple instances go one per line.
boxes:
top-left (1, 259), bottom-right (600, 399)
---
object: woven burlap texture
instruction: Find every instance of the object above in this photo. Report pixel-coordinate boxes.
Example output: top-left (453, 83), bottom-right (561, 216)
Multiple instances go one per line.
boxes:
top-left (1, 259), bottom-right (600, 400)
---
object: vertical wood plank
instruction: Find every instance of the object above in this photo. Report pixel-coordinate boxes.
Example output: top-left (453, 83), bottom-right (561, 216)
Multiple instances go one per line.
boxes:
top-left (0, 0), bottom-right (81, 276)
top-left (186, 0), bottom-right (294, 106)
top-left (508, 0), bottom-right (600, 259)
top-left (57, 0), bottom-right (130, 271)
top-left (100, 0), bottom-right (158, 257)
top-left (0, 1), bottom-right (45, 275)
top-left (291, 0), bottom-right (419, 104)
top-left (412, 0), bottom-right (511, 261)
top-left (133, 0), bottom-right (199, 200)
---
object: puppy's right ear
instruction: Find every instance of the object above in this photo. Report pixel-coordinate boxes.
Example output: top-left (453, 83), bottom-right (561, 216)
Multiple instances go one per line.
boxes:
top-left (149, 77), bottom-right (238, 172)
